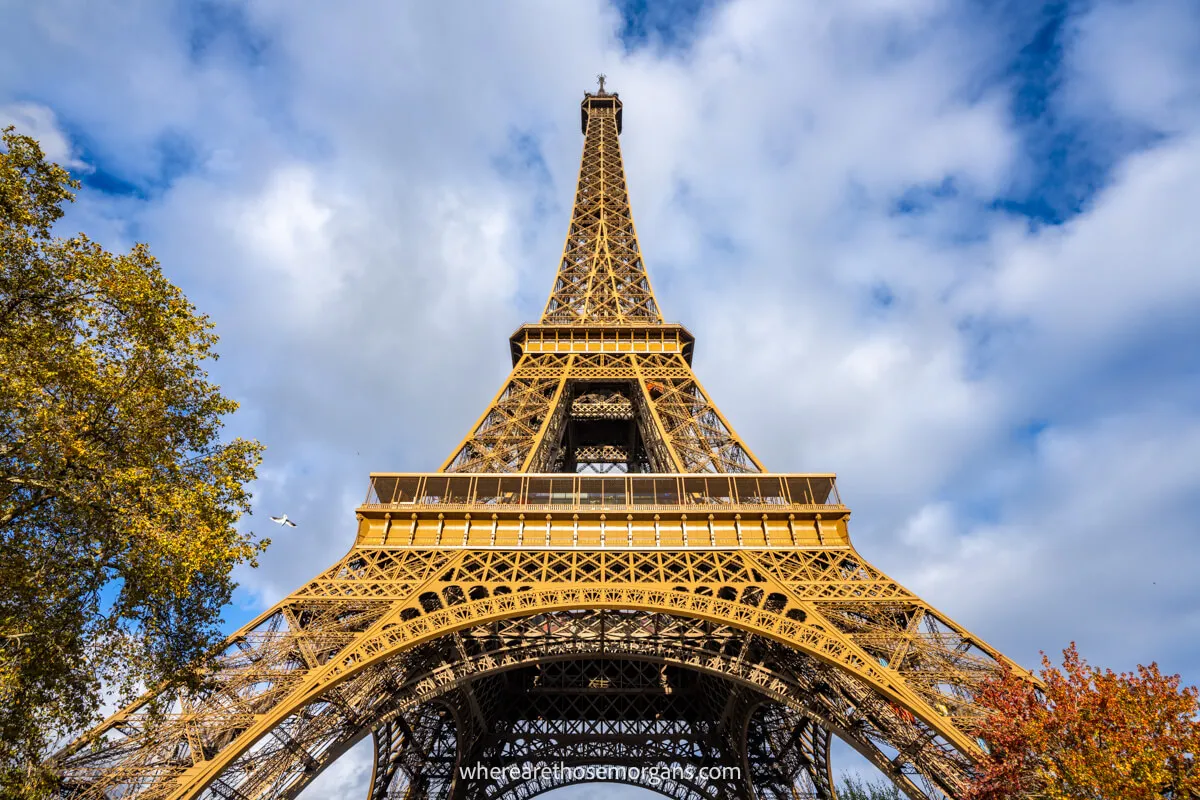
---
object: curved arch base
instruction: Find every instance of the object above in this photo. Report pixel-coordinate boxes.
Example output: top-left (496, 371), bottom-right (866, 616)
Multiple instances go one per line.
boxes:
top-left (52, 545), bottom-right (1014, 800)
top-left (367, 661), bottom-right (835, 800)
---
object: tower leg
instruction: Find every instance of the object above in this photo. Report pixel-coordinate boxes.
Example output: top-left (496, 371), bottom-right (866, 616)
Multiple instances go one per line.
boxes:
top-left (366, 701), bottom-right (464, 800)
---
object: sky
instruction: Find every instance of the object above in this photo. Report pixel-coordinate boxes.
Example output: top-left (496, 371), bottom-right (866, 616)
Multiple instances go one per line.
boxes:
top-left (3, 0), bottom-right (1199, 796)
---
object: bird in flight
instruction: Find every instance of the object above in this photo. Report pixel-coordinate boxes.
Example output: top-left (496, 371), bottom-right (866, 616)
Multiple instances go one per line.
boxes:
top-left (270, 514), bottom-right (297, 528)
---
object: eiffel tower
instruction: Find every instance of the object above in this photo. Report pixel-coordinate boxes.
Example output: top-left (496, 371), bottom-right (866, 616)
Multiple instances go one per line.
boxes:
top-left (53, 79), bottom-right (1023, 800)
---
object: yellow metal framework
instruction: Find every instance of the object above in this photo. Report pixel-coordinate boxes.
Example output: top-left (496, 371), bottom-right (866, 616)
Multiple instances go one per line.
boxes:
top-left (50, 81), bottom-right (1025, 800)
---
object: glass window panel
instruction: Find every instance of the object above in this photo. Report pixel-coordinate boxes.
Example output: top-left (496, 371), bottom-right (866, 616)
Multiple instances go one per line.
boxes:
top-left (786, 477), bottom-right (813, 505)
top-left (474, 477), bottom-right (501, 504)
top-left (423, 477), bottom-right (449, 504)
top-left (551, 477), bottom-right (576, 505)
top-left (527, 478), bottom-right (551, 506)
top-left (706, 477), bottom-right (734, 504)
top-left (369, 476), bottom-right (397, 504)
top-left (392, 477), bottom-right (420, 504)
top-left (653, 478), bottom-right (678, 505)
top-left (734, 477), bottom-right (760, 504)
top-left (682, 477), bottom-right (707, 504)
top-left (499, 477), bottom-right (523, 505)
top-left (579, 477), bottom-right (604, 505)
top-left (446, 477), bottom-right (472, 503)
top-left (630, 477), bottom-right (656, 505)
top-left (758, 477), bottom-right (786, 504)
top-left (809, 477), bottom-right (835, 504)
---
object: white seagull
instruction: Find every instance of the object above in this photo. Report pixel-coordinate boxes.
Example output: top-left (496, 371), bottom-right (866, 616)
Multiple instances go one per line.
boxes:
top-left (270, 514), bottom-right (298, 528)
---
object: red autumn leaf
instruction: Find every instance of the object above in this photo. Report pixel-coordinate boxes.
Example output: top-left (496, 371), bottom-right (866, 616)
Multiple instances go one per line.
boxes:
top-left (965, 643), bottom-right (1200, 800)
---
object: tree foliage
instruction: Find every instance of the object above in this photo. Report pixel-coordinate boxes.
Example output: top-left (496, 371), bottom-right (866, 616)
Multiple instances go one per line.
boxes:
top-left (836, 773), bottom-right (905, 800)
top-left (966, 643), bottom-right (1200, 800)
top-left (0, 127), bottom-right (266, 796)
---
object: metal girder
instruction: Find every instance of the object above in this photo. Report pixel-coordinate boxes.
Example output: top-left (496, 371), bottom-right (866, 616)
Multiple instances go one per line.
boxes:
top-left (440, 353), bottom-right (762, 474)
top-left (47, 82), bottom-right (1031, 800)
top-left (50, 591), bottom-right (1005, 798)
top-left (542, 89), bottom-right (659, 325)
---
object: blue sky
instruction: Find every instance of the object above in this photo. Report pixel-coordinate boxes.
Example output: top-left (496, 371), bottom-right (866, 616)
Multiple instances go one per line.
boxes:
top-left (3, 0), bottom-right (1199, 795)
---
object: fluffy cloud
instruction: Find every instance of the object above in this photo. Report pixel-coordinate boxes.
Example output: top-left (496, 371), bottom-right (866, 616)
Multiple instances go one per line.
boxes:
top-left (3, 0), bottom-right (1198, 795)
top-left (0, 102), bottom-right (88, 168)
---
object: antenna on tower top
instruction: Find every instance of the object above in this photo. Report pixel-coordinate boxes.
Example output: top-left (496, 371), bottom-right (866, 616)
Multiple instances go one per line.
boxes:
top-left (596, 73), bottom-right (607, 94)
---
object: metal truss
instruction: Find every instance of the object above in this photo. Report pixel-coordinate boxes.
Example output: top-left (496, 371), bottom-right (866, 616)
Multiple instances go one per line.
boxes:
top-left (51, 554), bottom-right (1012, 799)
top-left (440, 352), bottom-right (761, 474)
top-left (48, 82), bottom-right (1029, 800)
top-left (744, 699), bottom-right (835, 800)
top-left (542, 87), bottom-right (659, 325)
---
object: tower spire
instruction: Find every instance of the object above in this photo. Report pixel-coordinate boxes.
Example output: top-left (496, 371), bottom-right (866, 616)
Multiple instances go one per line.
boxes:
top-left (441, 87), bottom-right (761, 475)
top-left (541, 82), bottom-right (662, 325)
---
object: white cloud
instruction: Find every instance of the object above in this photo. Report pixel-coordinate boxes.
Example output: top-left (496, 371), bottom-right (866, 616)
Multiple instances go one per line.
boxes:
top-left (224, 164), bottom-right (343, 315)
top-left (895, 408), bottom-right (1200, 674)
top-left (1063, 0), bottom-right (1200, 133)
top-left (982, 135), bottom-right (1200, 347)
top-left (301, 738), bottom-right (373, 798)
top-left (0, 102), bottom-right (87, 169)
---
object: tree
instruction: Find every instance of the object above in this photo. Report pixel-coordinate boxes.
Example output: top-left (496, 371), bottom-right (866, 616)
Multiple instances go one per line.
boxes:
top-left (966, 643), bottom-right (1200, 800)
top-left (0, 127), bottom-right (266, 797)
top-left (837, 773), bottom-right (905, 799)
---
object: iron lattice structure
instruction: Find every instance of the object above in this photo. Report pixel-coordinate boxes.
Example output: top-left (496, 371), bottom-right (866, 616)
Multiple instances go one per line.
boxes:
top-left (51, 83), bottom-right (1024, 800)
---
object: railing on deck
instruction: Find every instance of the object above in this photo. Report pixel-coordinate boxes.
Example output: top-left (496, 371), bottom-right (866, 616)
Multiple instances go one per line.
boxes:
top-left (363, 473), bottom-right (842, 512)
